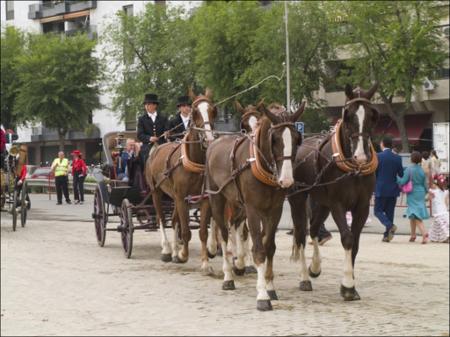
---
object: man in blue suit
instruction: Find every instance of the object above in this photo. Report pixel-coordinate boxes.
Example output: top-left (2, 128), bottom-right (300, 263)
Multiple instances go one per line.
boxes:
top-left (375, 136), bottom-right (404, 242)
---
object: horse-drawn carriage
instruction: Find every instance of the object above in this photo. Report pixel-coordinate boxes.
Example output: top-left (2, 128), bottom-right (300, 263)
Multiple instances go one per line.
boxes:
top-left (1, 144), bottom-right (30, 231)
top-left (92, 131), bottom-right (203, 258)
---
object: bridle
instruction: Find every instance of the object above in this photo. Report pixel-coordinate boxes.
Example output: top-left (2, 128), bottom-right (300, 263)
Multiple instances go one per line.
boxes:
top-left (342, 97), bottom-right (375, 153)
top-left (268, 122), bottom-right (298, 164)
top-left (190, 96), bottom-right (215, 149)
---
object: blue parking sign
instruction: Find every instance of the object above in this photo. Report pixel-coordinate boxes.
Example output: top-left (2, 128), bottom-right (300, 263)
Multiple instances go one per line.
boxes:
top-left (295, 122), bottom-right (304, 135)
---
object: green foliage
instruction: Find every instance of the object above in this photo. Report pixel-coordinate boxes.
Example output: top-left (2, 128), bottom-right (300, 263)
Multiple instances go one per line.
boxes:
top-left (13, 33), bottom-right (101, 149)
top-left (101, 3), bottom-right (195, 120)
top-left (1, 26), bottom-right (25, 130)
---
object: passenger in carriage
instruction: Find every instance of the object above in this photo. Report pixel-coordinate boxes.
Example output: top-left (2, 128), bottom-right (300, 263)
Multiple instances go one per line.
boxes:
top-left (167, 96), bottom-right (192, 141)
top-left (116, 138), bottom-right (137, 181)
top-left (137, 93), bottom-right (169, 167)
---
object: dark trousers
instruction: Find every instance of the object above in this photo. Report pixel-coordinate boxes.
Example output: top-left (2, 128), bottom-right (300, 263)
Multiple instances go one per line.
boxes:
top-left (73, 172), bottom-right (85, 202)
top-left (374, 196), bottom-right (397, 237)
top-left (55, 175), bottom-right (70, 203)
top-left (318, 224), bottom-right (331, 240)
top-left (139, 143), bottom-right (152, 170)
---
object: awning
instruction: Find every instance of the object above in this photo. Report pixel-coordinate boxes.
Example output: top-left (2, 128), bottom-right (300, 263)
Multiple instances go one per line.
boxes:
top-left (374, 114), bottom-right (432, 143)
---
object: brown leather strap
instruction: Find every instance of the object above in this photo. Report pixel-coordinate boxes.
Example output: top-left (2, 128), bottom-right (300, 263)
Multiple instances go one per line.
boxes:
top-left (249, 127), bottom-right (279, 187)
top-left (181, 134), bottom-right (205, 174)
top-left (331, 119), bottom-right (378, 175)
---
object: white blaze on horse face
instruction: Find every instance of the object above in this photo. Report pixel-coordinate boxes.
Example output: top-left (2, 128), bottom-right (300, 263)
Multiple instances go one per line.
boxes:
top-left (198, 102), bottom-right (214, 142)
top-left (278, 128), bottom-right (294, 188)
top-left (248, 116), bottom-right (258, 132)
top-left (354, 105), bottom-right (367, 163)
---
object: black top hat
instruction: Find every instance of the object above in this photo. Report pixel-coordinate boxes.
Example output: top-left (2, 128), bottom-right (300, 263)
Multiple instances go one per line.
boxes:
top-left (176, 96), bottom-right (191, 107)
top-left (143, 93), bottom-right (159, 104)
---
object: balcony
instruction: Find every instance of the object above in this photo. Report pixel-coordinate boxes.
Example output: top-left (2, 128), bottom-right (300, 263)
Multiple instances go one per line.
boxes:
top-left (65, 25), bottom-right (97, 39)
top-left (28, 1), bottom-right (97, 20)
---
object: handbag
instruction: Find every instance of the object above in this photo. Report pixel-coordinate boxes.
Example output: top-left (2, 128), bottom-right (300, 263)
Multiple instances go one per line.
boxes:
top-left (400, 171), bottom-right (413, 194)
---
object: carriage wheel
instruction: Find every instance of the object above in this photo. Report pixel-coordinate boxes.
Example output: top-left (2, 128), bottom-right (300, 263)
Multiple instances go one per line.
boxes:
top-left (121, 198), bottom-right (134, 259)
top-left (20, 182), bottom-right (27, 227)
top-left (93, 186), bottom-right (107, 247)
top-left (12, 189), bottom-right (18, 231)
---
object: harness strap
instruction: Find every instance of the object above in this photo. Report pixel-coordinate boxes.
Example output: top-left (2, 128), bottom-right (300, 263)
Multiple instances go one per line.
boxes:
top-left (331, 119), bottom-right (378, 175)
top-left (249, 126), bottom-right (279, 187)
top-left (181, 133), bottom-right (205, 174)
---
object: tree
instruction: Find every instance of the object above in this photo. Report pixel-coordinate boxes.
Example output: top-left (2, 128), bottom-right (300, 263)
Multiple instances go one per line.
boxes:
top-left (101, 3), bottom-right (195, 121)
top-left (1, 26), bottom-right (25, 130)
top-left (335, 1), bottom-right (448, 151)
top-left (14, 33), bottom-right (101, 150)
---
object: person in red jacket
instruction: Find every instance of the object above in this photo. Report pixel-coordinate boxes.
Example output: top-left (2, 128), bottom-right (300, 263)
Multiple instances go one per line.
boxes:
top-left (71, 150), bottom-right (87, 204)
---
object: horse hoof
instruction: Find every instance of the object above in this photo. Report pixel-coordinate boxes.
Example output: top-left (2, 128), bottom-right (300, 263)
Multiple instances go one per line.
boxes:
top-left (267, 290), bottom-right (278, 301)
top-left (222, 280), bottom-right (236, 291)
top-left (233, 266), bottom-right (246, 276)
top-left (207, 250), bottom-right (216, 259)
top-left (308, 266), bottom-right (321, 278)
top-left (256, 300), bottom-right (273, 311)
top-left (172, 256), bottom-right (187, 264)
top-left (201, 266), bottom-right (214, 276)
top-left (299, 280), bottom-right (313, 291)
top-left (245, 266), bottom-right (257, 274)
top-left (160, 254), bottom-right (172, 263)
top-left (340, 285), bottom-right (361, 301)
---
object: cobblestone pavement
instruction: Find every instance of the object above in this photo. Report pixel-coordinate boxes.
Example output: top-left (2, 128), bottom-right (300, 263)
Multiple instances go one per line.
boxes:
top-left (1, 194), bottom-right (449, 336)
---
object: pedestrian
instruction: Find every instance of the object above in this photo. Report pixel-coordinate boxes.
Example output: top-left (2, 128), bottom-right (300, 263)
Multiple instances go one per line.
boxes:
top-left (397, 151), bottom-right (430, 244)
top-left (429, 150), bottom-right (441, 176)
top-left (374, 136), bottom-right (404, 242)
top-left (421, 151), bottom-right (432, 184)
top-left (428, 174), bottom-right (449, 243)
top-left (137, 93), bottom-right (169, 168)
top-left (167, 96), bottom-right (192, 141)
top-left (0, 125), bottom-right (7, 170)
top-left (71, 150), bottom-right (87, 205)
top-left (51, 151), bottom-right (71, 205)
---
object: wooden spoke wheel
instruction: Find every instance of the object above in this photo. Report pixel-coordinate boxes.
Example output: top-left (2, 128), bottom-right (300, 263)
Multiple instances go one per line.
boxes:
top-left (120, 198), bottom-right (134, 259)
top-left (93, 186), bottom-right (107, 247)
top-left (12, 189), bottom-right (18, 231)
top-left (20, 182), bottom-right (27, 227)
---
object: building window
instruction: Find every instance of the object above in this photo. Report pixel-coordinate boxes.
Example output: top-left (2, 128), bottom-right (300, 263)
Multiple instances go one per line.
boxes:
top-left (155, 0), bottom-right (166, 6)
top-left (6, 0), bottom-right (14, 20)
top-left (123, 5), bottom-right (133, 16)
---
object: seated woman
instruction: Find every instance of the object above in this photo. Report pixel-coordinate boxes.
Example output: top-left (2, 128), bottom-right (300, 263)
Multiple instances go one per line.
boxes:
top-left (116, 138), bottom-right (137, 181)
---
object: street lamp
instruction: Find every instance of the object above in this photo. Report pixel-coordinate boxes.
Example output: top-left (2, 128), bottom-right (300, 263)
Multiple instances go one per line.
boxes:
top-left (284, 1), bottom-right (291, 113)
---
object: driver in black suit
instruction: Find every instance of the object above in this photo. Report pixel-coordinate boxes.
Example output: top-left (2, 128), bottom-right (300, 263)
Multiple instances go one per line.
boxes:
top-left (167, 96), bottom-right (192, 141)
top-left (137, 93), bottom-right (169, 167)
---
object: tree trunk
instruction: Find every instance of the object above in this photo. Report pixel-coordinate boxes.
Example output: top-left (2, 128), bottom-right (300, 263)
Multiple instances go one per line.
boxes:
top-left (380, 96), bottom-right (411, 153)
top-left (58, 131), bottom-right (66, 152)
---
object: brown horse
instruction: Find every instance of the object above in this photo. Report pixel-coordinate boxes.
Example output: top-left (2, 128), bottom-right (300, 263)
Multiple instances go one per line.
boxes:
top-left (146, 89), bottom-right (217, 272)
top-left (288, 83), bottom-right (379, 300)
top-left (206, 102), bottom-right (305, 311)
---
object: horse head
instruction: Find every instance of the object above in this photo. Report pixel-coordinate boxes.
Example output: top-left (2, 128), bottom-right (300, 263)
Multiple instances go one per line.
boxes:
top-left (257, 101), bottom-right (306, 188)
top-left (342, 83), bottom-right (379, 165)
top-left (235, 101), bottom-right (262, 134)
top-left (189, 87), bottom-right (217, 145)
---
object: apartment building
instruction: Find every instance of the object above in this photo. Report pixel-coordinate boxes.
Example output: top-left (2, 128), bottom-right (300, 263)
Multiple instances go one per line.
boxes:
top-left (0, 0), bottom-right (200, 165)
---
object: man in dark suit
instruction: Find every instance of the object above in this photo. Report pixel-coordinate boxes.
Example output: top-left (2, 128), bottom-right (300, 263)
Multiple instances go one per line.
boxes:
top-left (137, 93), bottom-right (169, 167)
top-left (167, 96), bottom-right (192, 141)
top-left (374, 136), bottom-right (404, 242)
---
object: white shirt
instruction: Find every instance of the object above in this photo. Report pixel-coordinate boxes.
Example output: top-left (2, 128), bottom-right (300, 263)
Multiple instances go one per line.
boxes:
top-left (147, 112), bottom-right (157, 123)
top-left (429, 187), bottom-right (449, 216)
top-left (180, 114), bottom-right (190, 129)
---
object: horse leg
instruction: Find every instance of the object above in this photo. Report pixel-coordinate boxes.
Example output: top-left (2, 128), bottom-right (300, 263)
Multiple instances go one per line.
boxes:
top-left (344, 202), bottom-right (369, 301)
top-left (207, 218), bottom-right (218, 258)
top-left (173, 196), bottom-right (191, 263)
top-left (288, 192), bottom-right (312, 291)
top-left (199, 200), bottom-right (214, 275)
top-left (246, 205), bottom-right (271, 311)
top-left (263, 210), bottom-right (282, 301)
top-left (242, 222), bottom-right (256, 274)
top-left (308, 200), bottom-right (330, 278)
top-left (330, 205), bottom-right (359, 301)
top-left (210, 193), bottom-right (235, 290)
top-left (170, 205), bottom-right (180, 261)
top-left (232, 219), bottom-right (246, 276)
top-left (152, 190), bottom-right (172, 262)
